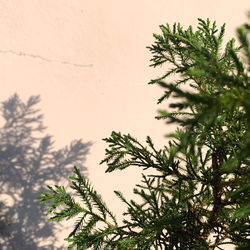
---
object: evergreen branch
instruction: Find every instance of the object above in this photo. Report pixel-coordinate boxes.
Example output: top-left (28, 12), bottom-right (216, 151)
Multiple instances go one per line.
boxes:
top-left (38, 16), bottom-right (250, 249)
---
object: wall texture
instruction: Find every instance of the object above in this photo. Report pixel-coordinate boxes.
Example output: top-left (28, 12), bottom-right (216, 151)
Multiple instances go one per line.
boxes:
top-left (0, 1), bottom-right (249, 248)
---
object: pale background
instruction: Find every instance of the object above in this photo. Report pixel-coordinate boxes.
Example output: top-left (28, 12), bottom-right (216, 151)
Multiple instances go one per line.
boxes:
top-left (0, 1), bottom-right (249, 249)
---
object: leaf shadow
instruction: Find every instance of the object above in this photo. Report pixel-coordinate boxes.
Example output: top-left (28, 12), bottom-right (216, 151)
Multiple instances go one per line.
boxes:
top-left (0, 94), bottom-right (92, 249)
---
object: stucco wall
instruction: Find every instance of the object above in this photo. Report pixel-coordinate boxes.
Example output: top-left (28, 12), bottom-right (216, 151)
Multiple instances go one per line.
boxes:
top-left (0, 1), bottom-right (249, 249)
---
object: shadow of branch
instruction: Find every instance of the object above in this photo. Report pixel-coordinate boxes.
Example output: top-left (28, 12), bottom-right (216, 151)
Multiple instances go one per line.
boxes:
top-left (0, 94), bottom-right (92, 249)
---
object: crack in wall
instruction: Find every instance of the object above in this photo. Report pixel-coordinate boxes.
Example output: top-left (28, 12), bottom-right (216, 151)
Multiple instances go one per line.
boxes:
top-left (0, 49), bottom-right (93, 68)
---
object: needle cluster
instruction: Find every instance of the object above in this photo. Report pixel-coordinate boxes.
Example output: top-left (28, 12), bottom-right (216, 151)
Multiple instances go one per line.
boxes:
top-left (38, 17), bottom-right (250, 249)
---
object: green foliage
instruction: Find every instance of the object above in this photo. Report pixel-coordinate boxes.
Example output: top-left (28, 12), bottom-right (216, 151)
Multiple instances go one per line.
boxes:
top-left (38, 17), bottom-right (250, 249)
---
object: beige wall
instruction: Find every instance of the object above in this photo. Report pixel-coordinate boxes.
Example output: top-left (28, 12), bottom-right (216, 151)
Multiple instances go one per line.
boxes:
top-left (0, 1), bottom-right (249, 249)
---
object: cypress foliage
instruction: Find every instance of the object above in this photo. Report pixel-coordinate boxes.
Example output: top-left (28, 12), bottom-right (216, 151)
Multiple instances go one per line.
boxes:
top-left (38, 17), bottom-right (250, 249)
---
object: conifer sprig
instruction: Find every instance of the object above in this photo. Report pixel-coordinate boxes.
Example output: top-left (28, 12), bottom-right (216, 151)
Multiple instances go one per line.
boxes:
top-left (38, 17), bottom-right (250, 249)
